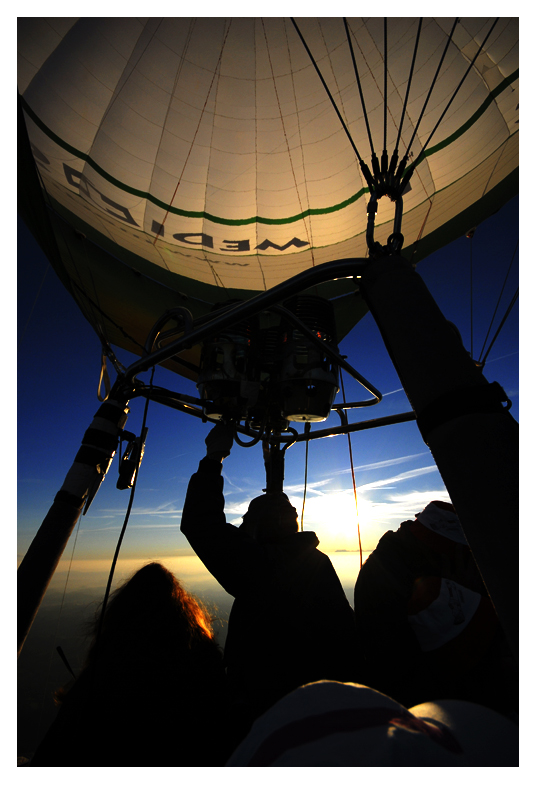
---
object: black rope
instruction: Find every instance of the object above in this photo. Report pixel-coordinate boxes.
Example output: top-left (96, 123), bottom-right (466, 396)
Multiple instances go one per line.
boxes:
top-left (478, 240), bottom-right (519, 363)
top-left (91, 366), bottom-right (155, 688)
top-left (402, 18), bottom-right (499, 191)
top-left (290, 17), bottom-right (374, 188)
top-left (340, 368), bottom-right (363, 568)
top-left (480, 288), bottom-right (519, 367)
top-left (395, 18), bottom-right (423, 153)
top-left (292, 17), bottom-right (489, 204)
top-left (383, 19), bottom-right (388, 154)
top-left (68, 277), bottom-right (200, 377)
top-left (343, 18), bottom-right (375, 158)
top-left (290, 17), bottom-right (362, 162)
top-left (404, 18), bottom-right (459, 161)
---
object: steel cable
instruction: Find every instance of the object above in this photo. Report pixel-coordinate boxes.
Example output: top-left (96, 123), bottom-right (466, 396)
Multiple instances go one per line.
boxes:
top-left (479, 240), bottom-right (519, 363)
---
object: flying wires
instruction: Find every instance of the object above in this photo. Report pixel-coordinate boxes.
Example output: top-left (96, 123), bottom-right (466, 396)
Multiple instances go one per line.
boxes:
top-left (478, 240), bottom-right (519, 368)
top-left (292, 17), bottom-right (501, 209)
top-left (91, 366), bottom-right (155, 687)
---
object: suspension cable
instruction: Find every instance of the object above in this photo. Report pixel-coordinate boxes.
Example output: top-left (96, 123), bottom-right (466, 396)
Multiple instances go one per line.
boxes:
top-left (290, 17), bottom-right (367, 169)
top-left (404, 18), bottom-right (459, 161)
top-left (383, 18), bottom-right (388, 155)
top-left (300, 423), bottom-right (311, 532)
top-left (343, 17), bottom-right (375, 158)
top-left (91, 366), bottom-right (155, 685)
top-left (480, 287), bottom-right (519, 368)
top-left (478, 240), bottom-right (519, 363)
top-left (34, 505), bottom-right (85, 740)
top-left (340, 369), bottom-right (363, 569)
top-left (155, 20), bottom-right (232, 244)
top-left (405, 18), bottom-right (499, 180)
top-left (18, 262), bottom-right (49, 350)
top-left (394, 18), bottom-right (423, 154)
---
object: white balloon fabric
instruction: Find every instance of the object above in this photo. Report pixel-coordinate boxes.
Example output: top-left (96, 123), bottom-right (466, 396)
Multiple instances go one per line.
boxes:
top-left (18, 18), bottom-right (518, 376)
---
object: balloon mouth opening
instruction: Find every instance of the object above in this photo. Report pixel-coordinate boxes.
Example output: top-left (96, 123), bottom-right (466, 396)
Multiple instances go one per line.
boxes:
top-left (197, 296), bottom-right (339, 426)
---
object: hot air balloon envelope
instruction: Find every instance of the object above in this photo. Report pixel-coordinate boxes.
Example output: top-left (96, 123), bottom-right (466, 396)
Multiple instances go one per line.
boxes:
top-left (18, 17), bottom-right (519, 380)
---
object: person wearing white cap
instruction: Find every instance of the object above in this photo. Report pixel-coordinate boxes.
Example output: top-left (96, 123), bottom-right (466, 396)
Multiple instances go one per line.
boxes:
top-left (180, 424), bottom-right (362, 731)
top-left (225, 679), bottom-right (518, 766)
top-left (354, 500), bottom-right (517, 717)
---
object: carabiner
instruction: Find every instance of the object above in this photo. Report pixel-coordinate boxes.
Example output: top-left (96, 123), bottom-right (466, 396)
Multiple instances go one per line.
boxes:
top-left (366, 193), bottom-right (404, 258)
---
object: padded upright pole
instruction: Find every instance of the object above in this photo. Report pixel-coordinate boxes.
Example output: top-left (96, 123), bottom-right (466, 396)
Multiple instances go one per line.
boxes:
top-left (359, 253), bottom-right (518, 656)
top-left (17, 393), bottom-right (130, 656)
top-left (263, 441), bottom-right (286, 494)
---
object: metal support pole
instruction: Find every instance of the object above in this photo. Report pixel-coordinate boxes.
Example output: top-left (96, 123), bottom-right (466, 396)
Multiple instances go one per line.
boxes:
top-left (359, 253), bottom-right (519, 656)
top-left (17, 390), bottom-right (131, 656)
top-left (17, 497), bottom-right (85, 657)
top-left (263, 441), bottom-right (286, 494)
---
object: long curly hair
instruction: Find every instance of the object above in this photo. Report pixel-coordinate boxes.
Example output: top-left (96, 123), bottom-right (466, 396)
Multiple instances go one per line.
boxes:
top-left (56, 562), bottom-right (223, 704)
top-left (35, 563), bottom-right (234, 766)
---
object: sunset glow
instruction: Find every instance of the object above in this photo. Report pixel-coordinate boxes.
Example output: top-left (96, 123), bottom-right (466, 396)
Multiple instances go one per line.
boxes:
top-left (17, 17), bottom-right (519, 764)
top-left (299, 489), bottom-right (374, 552)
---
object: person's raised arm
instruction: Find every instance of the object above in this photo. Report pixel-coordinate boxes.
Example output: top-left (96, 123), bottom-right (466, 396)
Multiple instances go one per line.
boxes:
top-left (204, 423), bottom-right (234, 462)
top-left (180, 424), bottom-right (265, 596)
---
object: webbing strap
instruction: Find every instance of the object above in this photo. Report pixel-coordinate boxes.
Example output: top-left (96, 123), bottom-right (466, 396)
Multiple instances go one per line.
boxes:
top-left (97, 349), bottom-right (111, 402)
top-left (416, 382), bottom-right (512, 443)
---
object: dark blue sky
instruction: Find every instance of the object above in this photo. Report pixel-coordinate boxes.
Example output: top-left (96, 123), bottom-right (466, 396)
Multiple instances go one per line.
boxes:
top-left (17, 196), bottom-right (519, 567)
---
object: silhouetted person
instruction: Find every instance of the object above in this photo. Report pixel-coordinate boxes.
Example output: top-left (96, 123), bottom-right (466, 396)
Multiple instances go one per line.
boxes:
top-left (180, 424), bottom-right (361, 728)
top-left (30, 562), bottom-right (236, 766)
top-left (354, 500), bottom-right (517, 717)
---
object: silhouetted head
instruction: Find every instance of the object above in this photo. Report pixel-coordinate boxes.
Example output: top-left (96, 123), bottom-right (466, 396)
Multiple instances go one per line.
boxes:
top-left (414, 500), bottom-right (467, 545)
top-left (61, 562), bottom-right (222, 701)
top-left (91, 562), bottom-right (215, 646)
top-left (49, 567), bottom-right (233, 765)
top-left (422, 500), bottom-right (455, 514)
top-left (240, 492), bottom-right (299, 542)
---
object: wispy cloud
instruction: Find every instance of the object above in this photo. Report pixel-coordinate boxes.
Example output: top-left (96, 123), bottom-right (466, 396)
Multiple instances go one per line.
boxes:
top-left (363, 489), bottom-right (451, 524)
top-left (330, 452), bottom-right (428, 475)
top-left (387, 490), bottom-right (451, 505)
top-left (284, 479), bottom-right (333, 495)
top-left (221, 471), bottom-right (248, 492)
top-left (127, 522), bottom-right (182, 529)
top-left (356, 464), bottom-right (438, 492)
top-left (81, 521), bottom-right (182, 533)
top-left (91, 501), bottom-right (184, 519)
top-left (220, 464), bottom-right (440, 528)
top-left (484, 351), bottom-right (519, 364)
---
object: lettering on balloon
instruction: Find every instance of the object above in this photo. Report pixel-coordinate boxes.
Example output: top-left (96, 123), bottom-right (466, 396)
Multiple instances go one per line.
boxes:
top-left (57, 165), bottom-right (310, 253)
top-left (166, 227), bottom-right (309, 254)
top-left (173, 232), bottom-right (214, 248)
top-left (255, 238), bottom-right (309, 251)
top-left (63, 164), bottom-right (139, 226)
